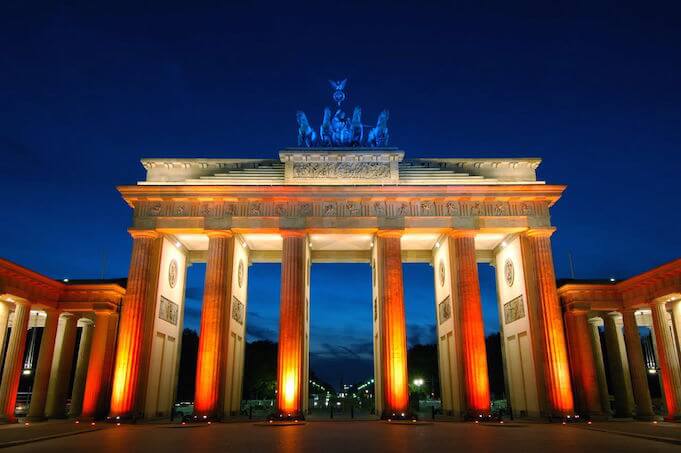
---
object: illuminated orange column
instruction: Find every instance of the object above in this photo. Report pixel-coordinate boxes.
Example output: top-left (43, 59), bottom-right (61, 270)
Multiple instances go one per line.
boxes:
top-left (448, 231), bottom-right (490, 416)
top-left (651, 300), bottom-right (681, 420)
top-left (0, 301), bottom-right (30, 423)
top-left (276, 231), bottom-right (307, 417)
top-left (110, 230), bottom-right (161, 418)
top-left (564, 307), bottom-right (603, 417)
top-left (194, 231), bottom-right (234, 418)
top-left (376, 231), bottom-right (409, 416)
top-left (521, 229), bottom-right (574, 417)
top-left (81, 311), bottom-right (119, 419)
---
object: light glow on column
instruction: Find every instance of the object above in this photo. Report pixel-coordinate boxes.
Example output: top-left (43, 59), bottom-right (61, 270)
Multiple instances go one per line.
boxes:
top-left (275, 232), bottom-right (307, 416)
top-left (378, 232), bottom-right (409, 414)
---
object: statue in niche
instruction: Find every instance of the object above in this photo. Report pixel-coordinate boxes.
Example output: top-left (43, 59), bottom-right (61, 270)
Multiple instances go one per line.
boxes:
top-left (295, 79), bottom-right (389, 147)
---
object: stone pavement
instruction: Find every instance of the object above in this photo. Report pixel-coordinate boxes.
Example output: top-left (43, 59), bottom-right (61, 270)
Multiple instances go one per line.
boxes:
top-left (0, 419), bottom-right (102, 448)
top-left (0, 420), bottom-right (678, 452)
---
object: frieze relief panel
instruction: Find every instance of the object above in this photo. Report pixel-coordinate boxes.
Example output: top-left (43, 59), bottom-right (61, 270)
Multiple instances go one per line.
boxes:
top-left (134, 199), bottom-right (548, 219)
top-left (292, 162), bottom-right (391, 179)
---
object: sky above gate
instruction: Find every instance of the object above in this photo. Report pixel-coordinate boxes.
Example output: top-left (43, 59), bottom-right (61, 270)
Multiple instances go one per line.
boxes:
top-left (2, 1), bottom-right (680, 385)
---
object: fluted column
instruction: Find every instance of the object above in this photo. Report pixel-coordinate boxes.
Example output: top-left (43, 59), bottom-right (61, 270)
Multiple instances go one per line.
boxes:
top-left (69, 319), bottom-right (95, 417)
top-left (651, 300), bottom-right (681, 419)
top-left (564, 307), bottom-right (603, 416)
top-left (194, 231), bottom-right (234, 418)
top-left (110, 230), bottom-right (161, 418)
top-left (521, 229), bottom-right (573, 416)
top-left (26, 309), bottom-right (60, 421)
top-left (448, 231), bottom-right (490, 416)
top-left (603, 313), bottom-right (634, 417)
top-left (276, 231), bottom-right (308, 417)
top-left (0, 302), bottom-right (10, 371)
top-left (0, 301), bottom-right (30, 423)
top-left (588, 318), bottom-right (611, 414)
top-left (375, 230), bottom-right (409, 417)
top-left (81, 311), bottom-right (119, 419)
top-left (621, 309), bottom-right (654, 419)
top-left (45, 314), bottom-right (78, 418)
top-left (671, 300), bottom-right (681, 368)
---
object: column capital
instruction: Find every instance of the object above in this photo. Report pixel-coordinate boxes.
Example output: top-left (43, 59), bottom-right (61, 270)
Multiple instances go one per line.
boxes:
top-left (280, 229), bottom-right (307, 238)
top-left (588, 317), bottom-right (603, 326)
top-left (651, 298), bottom-right (669, 309)
top-left (524, 227), bottom-right (556, 238)
top-left (128, 229), bottom-right (160, 239)
top-left (206, 230), bottom-right (233, 239)
top-left (566, 303), bottom-right (591, 314)
top-left (447, 229), bottom-right (477, 239)
top-left (605, 311), bottom-right (623, 320)
top-left (11, 298), bottom-right (31, 308)
top-left (376, 229), bottom-right (403, 239)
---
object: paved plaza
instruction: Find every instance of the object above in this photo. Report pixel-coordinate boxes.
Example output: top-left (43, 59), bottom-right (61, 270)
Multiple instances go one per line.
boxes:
top-left (1, 421), bottom-right (679, 452)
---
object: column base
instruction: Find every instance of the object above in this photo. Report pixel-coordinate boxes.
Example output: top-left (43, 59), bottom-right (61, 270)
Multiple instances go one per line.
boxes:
top-left (381, 409), bottom-right (416, 421)
top-left (24, 415), bottom-right (48, 422)
top-left (0, 415), bottom-right (18, 424)
top-left (268, 410), bottom-right (305, 422)
top-left (465, 412), bottom-right (501, 422)
top-left (633, 414), bottom-right (656, 421)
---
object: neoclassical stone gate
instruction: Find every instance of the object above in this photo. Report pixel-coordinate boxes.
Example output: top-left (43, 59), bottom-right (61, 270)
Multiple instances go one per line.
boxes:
top-left (108, 148), bottom-right (575, 420)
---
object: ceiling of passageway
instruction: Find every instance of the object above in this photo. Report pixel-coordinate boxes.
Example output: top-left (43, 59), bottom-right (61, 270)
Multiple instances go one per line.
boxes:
top-left (175, 232), bottom-right (507, 252)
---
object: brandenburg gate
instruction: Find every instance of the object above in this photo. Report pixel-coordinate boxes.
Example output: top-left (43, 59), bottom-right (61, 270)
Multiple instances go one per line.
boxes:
top-left (109, 147), bottom-right (574, 421)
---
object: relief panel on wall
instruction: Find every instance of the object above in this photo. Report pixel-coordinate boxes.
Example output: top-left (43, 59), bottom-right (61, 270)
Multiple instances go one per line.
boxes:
top-left (438, 296), bottom-right (452, 324)
top-left (159, 296), bottom-right (179, 326)
top-left (231, 296), bottom-right (244, 325)
top-left (503, 295), bottom-right (525, 325)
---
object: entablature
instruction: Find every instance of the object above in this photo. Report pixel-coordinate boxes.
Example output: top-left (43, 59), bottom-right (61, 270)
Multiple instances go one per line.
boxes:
top-left (558, 258), bottom-right (681, 312)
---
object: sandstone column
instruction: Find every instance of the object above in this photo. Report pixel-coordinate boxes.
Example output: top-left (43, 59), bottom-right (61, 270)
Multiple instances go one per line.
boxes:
top-left (109, 230), bottom-right (161, 419)
top-left (81, 311), bottom-right (119, 419)
top-left (69, 319), bottom-right (95, 417)
top-left (375, 230), bottom-right (409, 417)
top-left (603, 312), bottom-right (635, 417)
top-left (588, 318), bottom-right (611, 414)
top-left (564, 307), bottom-right (603, 416)
top-left (0, 302), bottom-right (10, 370)
top-left (671, 300), bottom-right (681, 368)
top-left (26, 308), bottom-right (60, 421)
top-left (276, 231), bottom-right (308, 418)
top-left (621, 309), bottom-right (654, 419)
top-left (0, 301), bottom-right (31, 423)
top-left (651, 300), bottom-right (681, 419)
top-left (194, 231), bottom-right (234, 418)
top-left (521, 229), bottom-right (574, 417)
top-left (448, 231), bottom-right (490, 416)
top-left (45, 314), bottom-right (78, 418)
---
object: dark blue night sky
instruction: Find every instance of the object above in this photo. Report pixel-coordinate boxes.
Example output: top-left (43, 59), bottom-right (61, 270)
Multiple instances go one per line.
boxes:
top-left (2, 1), bottom-right (680, 386)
